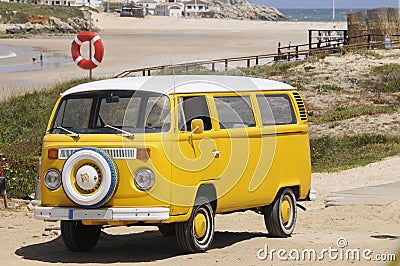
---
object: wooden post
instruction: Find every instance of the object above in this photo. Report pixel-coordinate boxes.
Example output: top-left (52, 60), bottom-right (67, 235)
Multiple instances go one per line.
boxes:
top-left (225, 59), bottom-right (228, 71)
top-left (308, 29), bottom-right (312, 50)
top-left (256, 56), bottom-right (259, 65)
top-left (296, 46), bottom-right (299, 59)
top-left (247, 59), bottom-right (250, 68)
top-left (143, 70), bottom-right (146, 76)
top-left (367, 34), bottom-right (371, 49)
top-left (148, 69), bottom-right (151, 76)
top-left (211, 62), bottom-right (215, 72)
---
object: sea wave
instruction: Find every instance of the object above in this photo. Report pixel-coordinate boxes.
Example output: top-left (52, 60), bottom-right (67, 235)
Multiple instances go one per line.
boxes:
top-left (0, 51), bottom-right (17, 59)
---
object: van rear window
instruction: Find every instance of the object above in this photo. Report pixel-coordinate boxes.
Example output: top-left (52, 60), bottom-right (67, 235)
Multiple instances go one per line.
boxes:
top-left (257, 95), bottom-right (296, 125)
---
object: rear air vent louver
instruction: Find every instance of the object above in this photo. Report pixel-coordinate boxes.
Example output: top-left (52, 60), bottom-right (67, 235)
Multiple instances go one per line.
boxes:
top-left (292, 92), bottom-right (307, 121)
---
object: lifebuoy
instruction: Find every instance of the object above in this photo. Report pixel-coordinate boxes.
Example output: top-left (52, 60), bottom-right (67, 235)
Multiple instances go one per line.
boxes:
top-left (62, 147), bottom-right (119, 208)
top-left (71, 31), bottom-right (104, 70)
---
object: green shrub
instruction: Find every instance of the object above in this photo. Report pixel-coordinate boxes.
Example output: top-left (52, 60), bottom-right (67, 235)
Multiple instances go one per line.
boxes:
top-left (0, 78), bottom-right (95, 198)
top-left (311, 135), bottom-right (400, 172)
top-left (314, 83), bottom-right (344, 92)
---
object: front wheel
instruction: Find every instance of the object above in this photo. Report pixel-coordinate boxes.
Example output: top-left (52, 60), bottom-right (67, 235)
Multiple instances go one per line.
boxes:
top-left (176, 197), bottom-right (215, 253)
top-left (264, 188), bottom-right (297, 237)
top-left (61, 220), bottom-right (102, 252)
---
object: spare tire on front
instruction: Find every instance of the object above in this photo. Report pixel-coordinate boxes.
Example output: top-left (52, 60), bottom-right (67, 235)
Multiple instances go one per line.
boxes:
top-left (61, 147), bottom-right (119, 208)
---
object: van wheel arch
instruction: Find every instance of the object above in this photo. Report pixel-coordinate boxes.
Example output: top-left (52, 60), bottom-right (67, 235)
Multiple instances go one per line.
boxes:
top-left (195, 183), bottom-right (217, 212)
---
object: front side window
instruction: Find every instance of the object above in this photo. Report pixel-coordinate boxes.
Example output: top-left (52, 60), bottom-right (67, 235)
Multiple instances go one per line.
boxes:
top-left (178, 96), bottom-right (212, 132)
top-left (257, 94), bottom-right (296, 125)
top-left (214, 96), bottom-right (255, 129)
top-left (50, 90), bottom-right (170, 134)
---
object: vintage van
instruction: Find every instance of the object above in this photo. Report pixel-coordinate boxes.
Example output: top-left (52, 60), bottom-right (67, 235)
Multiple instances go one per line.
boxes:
top-left (34, 75), bottom-right (311, 253)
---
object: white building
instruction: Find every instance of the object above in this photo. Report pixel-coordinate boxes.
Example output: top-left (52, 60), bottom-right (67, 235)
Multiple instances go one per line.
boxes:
top-left (137, 0), bottom-right (158, 15)
top-left (182, 0), bottom-right (208, 18)
top-left (154, 1), bottom-right (183, 18)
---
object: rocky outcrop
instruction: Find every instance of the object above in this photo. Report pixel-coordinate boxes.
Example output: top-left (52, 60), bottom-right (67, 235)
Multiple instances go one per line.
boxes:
top-left (204, 0), bottom-right (287, 21)
top-left (5, 15), bottom-right (98, 35)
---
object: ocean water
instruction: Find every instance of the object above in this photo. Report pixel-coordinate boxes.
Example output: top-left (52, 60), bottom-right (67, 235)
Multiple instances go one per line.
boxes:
top-left (279, 8), bottom-right (365, 22)
top-left (0, 44), bottom-right (72, 74)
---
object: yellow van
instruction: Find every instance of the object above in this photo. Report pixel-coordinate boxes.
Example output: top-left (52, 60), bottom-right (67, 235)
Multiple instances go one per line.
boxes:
top-left (34, 75), bottom-right (311, 253)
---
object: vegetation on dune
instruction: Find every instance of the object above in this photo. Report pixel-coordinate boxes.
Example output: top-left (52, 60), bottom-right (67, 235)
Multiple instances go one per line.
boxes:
top-left (310, 105), bottom-right (400, 123)
top-left (240, 62), bottom-right (297, 77)
top-left (311, 135), bottom-right (400, 172)
top-left (0, 2), bottom-right (87, 24)
top-left (0, 78), bottom-right (93, 198)
top-left (371, 63), bottom-right (400, 92)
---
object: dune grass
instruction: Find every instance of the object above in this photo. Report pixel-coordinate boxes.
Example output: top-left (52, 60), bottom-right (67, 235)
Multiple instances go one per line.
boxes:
top-left (0, 78), bottom-right (93, 198)
top-left (310, 135), bottom-right (400, 172)
top-left (311, 105), bottom-right (399, 123)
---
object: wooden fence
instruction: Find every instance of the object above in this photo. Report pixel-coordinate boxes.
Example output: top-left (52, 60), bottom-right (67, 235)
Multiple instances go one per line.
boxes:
top-left (115, 34), bottom-right (399, 78)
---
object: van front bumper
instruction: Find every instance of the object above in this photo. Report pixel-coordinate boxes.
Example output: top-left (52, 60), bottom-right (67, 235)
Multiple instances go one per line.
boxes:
top-left (34, 206), bottom-right (170, 221)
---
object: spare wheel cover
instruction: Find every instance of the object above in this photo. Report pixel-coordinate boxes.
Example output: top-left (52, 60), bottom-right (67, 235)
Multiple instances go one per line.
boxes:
top-left (62, 147), bottom-right (119, 208)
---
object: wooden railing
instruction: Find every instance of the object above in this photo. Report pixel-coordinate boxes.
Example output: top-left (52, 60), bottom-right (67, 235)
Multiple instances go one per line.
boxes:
top-left (114, 34), bottom-right (399, 78)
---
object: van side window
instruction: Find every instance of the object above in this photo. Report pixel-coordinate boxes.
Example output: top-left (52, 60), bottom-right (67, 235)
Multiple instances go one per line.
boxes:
top-left (257, 95), bottom-right (296, 125)
top-left (214, 96), bottom-right (255, 128)
top-left (178, 96), bottom-right (212, 131)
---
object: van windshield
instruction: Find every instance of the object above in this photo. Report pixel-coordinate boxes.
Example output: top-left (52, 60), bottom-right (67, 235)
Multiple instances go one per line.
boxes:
top-left (49, 90), bottom-right (171, 134)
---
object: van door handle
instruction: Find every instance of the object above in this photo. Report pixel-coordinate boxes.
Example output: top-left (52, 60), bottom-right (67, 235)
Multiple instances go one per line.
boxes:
top-left (212, 150), bottom-right (220, 158)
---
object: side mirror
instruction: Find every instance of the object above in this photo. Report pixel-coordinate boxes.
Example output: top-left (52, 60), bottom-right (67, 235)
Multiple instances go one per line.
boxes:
top-left (191, 119), bottom-right (204, 134)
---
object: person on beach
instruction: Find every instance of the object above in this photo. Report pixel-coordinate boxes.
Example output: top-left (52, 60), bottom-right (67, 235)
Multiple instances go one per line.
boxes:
top-left (40, 53), bottom-right (43, 62)
top-left (32, 57), bottom-right (37, 63)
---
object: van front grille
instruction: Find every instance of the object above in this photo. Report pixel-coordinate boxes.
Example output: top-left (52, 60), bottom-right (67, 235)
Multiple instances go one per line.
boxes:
top-left (292, 92), bottom-right (307, 121)
top-left (58, 148), bottom-right (137, 160)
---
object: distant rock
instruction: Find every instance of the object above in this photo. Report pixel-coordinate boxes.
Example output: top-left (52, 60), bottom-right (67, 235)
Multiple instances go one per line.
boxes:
top-left (5, 15), bottom-right (98, 35)
top-left (204, 0), bottom-right (287, 21)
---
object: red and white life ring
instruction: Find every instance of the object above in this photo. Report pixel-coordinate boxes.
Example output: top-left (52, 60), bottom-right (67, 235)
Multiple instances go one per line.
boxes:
top-left (71, 31), bottom-right (104, 70)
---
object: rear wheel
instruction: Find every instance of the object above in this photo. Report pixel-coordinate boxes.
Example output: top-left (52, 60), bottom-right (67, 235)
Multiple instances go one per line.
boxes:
top-left (176, 197), bottom-right (215, 253)
top-left (264, 188), bottom-right (297, 237)
top-left (61, 220), bottom-right (102, 252)
top-left (158, 224), bottom-right (176, 236)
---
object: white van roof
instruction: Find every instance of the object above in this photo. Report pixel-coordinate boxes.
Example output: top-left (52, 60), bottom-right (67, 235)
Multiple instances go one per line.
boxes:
top-left (61, 75), bottom-right (294, 97)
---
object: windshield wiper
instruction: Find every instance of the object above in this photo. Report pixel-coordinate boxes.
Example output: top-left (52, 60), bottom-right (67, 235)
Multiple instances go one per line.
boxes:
top-left (105, 125), bottom-right (134, 138)
top-left (50, 126), bottom-right (80, 139)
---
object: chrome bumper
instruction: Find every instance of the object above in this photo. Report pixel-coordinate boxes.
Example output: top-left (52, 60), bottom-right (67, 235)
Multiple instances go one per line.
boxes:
top-left (34, 206), bottom-right (170, 221)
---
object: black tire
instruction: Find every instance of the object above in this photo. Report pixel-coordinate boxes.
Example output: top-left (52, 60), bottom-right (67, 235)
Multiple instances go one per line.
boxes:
top-left (264, 188), bottom-right (297, 237)
top-left (61, 220), bottom-right (102, 252)
top-left (158, 224), bottom-right (176, 236)
top-left (176, 197), bottom-right (215, 253)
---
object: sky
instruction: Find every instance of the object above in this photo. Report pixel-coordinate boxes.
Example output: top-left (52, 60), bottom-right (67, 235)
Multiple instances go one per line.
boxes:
top-left (252, 0), bottom-right (398, 9)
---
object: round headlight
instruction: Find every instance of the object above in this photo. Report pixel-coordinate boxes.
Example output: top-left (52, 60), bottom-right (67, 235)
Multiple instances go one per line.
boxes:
top-left (134, 169), bottom-right (155, 191)
top-left (44, 169), bottom-right (61, 190)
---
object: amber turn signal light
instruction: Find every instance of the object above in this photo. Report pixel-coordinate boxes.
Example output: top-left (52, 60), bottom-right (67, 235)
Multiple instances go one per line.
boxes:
top-left (137, 148), bottom-right (150, 160)
top-left (48, 148), bottom-right (58, 159)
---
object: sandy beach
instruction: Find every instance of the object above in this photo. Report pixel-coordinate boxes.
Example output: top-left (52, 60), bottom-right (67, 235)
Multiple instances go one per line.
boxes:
top-left (1, 13), bottom-right (399, 266)
top-left (1, 156), bottom-right (399, 265)
top-left (0, 13), bottom-right (345, 99)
